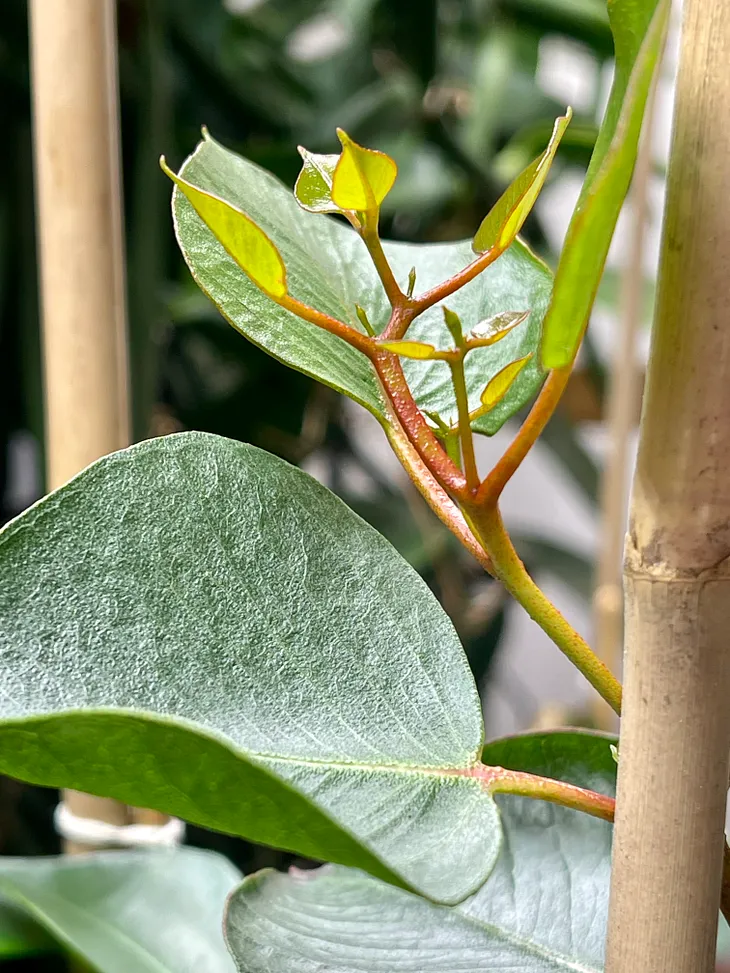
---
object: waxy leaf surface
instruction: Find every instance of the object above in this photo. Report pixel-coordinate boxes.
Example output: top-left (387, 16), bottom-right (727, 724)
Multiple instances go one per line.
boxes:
top-left (0, 849), bottom-right (238, 973)
top-left (541, 0), bottom-right (670, 367)
top-left (226, 730), bottom-right (617, 973)
top-left (0, 432), bottom-right (500, 904)
top-left (172, 134), bottom-right (553, 434)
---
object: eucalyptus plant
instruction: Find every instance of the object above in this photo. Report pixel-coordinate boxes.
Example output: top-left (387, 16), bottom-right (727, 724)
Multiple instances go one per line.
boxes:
top-left (0, 1), bottom-right (708, 971)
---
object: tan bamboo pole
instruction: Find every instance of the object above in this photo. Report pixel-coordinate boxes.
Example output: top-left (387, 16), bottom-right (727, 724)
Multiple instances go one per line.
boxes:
top-left (605, 1), bottom-right (730, 970)
top-left (29, 0), bottom-right (140, 849)
top-left (592, 82), bottom-right (657, 732)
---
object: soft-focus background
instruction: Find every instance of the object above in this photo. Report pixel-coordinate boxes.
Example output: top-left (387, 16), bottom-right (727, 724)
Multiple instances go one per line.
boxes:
top-left (0, 0), bottom-right (691, 966)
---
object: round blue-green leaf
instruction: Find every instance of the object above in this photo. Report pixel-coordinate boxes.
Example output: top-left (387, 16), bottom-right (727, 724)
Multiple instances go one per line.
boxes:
top-left (0, 432), bottom-right (498, 904)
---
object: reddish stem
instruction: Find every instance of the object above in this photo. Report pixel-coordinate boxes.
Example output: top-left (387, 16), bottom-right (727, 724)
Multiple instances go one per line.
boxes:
top-left (373, 350), bottom-right (468, 496)
top-left (278, 294), bottom-right (375, 356)
top-left (460, 763), bottom-right (615, 823)
top-left (411, 246), bottom-right (503, 316)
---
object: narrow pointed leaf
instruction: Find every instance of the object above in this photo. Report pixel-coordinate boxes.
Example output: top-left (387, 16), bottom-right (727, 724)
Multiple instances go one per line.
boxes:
top-left (161, 158), bottom-right (287, 298)
top-left (331, 129), bottom-right (397, 211)
top-left (225, 730), bottom-right (616, 973)
top-left (379, 340), bottom-right (438, 360)
top-left (0, 849), bottom-right (239, 973)
top-left (479, 355), bottom-right (532, 411)
top-left (473, 110), bottom-right (572, 255)
top-left (294, 148), bottom-right (342, 214)
top-left (172, 134), bottom-right (553, 433)
top-left (541, 0), bottom-right (670, 368)
top-left (0, 432), bottom-right (500, 905)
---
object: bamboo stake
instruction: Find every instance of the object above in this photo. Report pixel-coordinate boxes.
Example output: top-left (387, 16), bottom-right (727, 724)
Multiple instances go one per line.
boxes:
top-left (605, 1), bottom-right (730, 969)
top-left (29, 0), bottom-right (135, 849)
top-left (592, 81), bottom-right (657, 732)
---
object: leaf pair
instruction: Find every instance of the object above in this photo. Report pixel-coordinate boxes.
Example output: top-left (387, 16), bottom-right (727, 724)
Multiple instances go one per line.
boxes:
top-left (295, 129), bottom-right (396, 219)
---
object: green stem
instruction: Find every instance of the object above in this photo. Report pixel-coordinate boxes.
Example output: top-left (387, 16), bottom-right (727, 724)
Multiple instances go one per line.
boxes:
top-left (362, 225), bottom-right (409, 309)
top-left (449, 358), bottom-right (479, 491)
top-left (466, 503), bottom-right (623, 714)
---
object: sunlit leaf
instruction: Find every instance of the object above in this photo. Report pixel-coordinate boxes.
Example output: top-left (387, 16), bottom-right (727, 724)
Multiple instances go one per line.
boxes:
top-left (469, 309), bottom-right (529, 345)
top-left (331, 129), bottom-right (397, 211)
top-left (0, 432), bottom-right (501, 906)
top-left (161, 156), bottom-right (287, 299)
top-left (473, 110), bottom-right (572, 254)
top-left (541, 0), bottom-right (670, 368)
top-left (294, 147), bottom-right (341, 215)
top-left (479, 355), bottom-right (532, 411)
top-left (379, 340), bottom-right (438, 359)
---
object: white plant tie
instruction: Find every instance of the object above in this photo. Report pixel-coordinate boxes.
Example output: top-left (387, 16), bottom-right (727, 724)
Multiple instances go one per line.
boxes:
top-left (54, 802), bottom-right (185, 848)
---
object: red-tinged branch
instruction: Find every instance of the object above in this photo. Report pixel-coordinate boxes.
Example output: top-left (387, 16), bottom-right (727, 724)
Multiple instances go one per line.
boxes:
top-left (374, 350), bottom-right (468, 496)
top-left (458, 763), bottom-right (615, 823)
top-left (384, 415), bottom-right (494, 575)
top-left (278, 294), bottom-right (375, 357)
top-left (411, 246), bottom-right (503, 316)
top-left (466, 504), bottom-right (623, 714)
top-left (722, 840), bottom-right (730, 926)
top-left (477, 365), bottom-right (572, 505)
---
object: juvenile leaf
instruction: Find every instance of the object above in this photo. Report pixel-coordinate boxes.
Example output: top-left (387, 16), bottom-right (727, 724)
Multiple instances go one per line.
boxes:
top-left (294, 148), bottom-right (341, 214)
top-left (380, 340), bottom-right (438, 359)
top-left (0, 849), bottom-right (239, 973)
top-left (479, 355), bottom-right (532, 411)
top-left (473, 110), bottom-right (572, 254)
top-left (0, 432), bottom-right (499, 905)
top-left (160, 157), bottom-right (287, 298)
top-left (225, 729), bottom-right (616, 973)
top-left (331, 129), bottom-right (397, 211)
top-left (442, 307), bottom-right (463, 346)
top-left (172, 134), bottom-right (553, 433)
top-left (541, 0), bottom-right (670, 368)
top-left (469, 309), bottom-right (529, 345)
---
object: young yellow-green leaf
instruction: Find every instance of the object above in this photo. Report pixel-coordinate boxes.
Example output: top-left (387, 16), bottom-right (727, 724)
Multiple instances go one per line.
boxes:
top-left (473, 110), bottom-right (572, 254)
top-left (331, 129), bottom-right (397, 212)
top-left (480, 355), bottom-right (531, 411)
top-left (160, 157), bottom-right (287, 299)
top-left (541, 0), bottom-right (670, 368)
top-left (442, 307), bottom-right (463, 347)
top-left (469, 310), bottom-right (529, 346)
top-left (294, 147), bottom-right (342, 215)
top-left (379, 340), bottom-right (438, 360)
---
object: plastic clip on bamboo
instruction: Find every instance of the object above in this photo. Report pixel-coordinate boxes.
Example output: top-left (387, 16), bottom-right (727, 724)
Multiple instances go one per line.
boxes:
top-left (605, 1), bottom-right (730, 969)
top-left (28, 0), bottom-right (170, 849)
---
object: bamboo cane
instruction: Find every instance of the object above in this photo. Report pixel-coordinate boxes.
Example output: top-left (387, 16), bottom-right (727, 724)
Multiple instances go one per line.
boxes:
top-left (605, 1), bottom-right (730, 969)
top-left (29, 0), bottom-right (141, 850)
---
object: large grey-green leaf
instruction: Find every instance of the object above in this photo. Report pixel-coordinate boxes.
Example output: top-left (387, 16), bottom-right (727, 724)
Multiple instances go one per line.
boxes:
top-left (225, 730), bottom-right (616, 972)
top-left (0, 848), bottom-right (238, 973)
top-left (173, 134), bottom-right (553, 435)
top-left (0, 431), bottom-right (498, 904)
